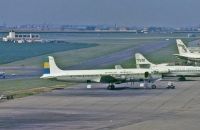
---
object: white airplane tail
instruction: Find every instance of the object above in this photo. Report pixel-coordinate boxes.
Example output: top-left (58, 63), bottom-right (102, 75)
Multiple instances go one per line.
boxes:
top-left (49, 56), bottom-right (63, 74)
top-left (135, 53), bottom-right (155, 68)
top-left (43, 56), bottom-right (63, 75)
top-left (176, 39), bottom-right (190, 54)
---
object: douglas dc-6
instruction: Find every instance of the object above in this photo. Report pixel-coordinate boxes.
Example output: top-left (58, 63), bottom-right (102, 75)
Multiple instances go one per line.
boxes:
top-left (40, 56), bottom-right (168, 90)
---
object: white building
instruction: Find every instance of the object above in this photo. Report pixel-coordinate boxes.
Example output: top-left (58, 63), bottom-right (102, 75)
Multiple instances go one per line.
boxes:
top-left (2, 31), bottom-right (42, 43)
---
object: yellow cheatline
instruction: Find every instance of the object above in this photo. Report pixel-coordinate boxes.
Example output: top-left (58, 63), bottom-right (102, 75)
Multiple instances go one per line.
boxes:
top-left (44, 62), bottom-right (50, 68)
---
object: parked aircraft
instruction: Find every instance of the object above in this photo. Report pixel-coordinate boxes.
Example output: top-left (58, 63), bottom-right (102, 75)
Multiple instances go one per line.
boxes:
top-left (135, 53), bottom-right (168, 68)
top-left (174, 39), bottom-right (200, 63)
top-left (40, 56), bottom-right (166, 90)
top-left (135, 53), bottom-right (200, 81)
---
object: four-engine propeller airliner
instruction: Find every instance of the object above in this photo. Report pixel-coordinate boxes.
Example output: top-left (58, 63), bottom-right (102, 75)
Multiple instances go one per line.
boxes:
top-left (40, 56), bottom-right (165, 90)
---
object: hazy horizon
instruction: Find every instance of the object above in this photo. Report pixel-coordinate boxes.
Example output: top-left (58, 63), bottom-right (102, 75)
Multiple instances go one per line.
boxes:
top-left (0, 0), bottom-right (200, 27)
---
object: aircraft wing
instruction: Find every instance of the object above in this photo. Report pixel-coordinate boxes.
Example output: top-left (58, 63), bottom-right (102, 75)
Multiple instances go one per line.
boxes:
top-left (100, 75), bottom-right (125, 83)
top-left (173, 54), bottom-right (182, 57)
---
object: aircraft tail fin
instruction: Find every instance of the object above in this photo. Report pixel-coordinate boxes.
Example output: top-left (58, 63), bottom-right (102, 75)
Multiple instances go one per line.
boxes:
top-left (176, 39), bottom-right (190, 54)
top-left (135, 53), bottom-right (155, 68)
top-left (43, 56), bottom-right (62, 75)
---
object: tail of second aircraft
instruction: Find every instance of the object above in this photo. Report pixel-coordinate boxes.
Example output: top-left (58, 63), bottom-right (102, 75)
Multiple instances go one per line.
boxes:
top-left (135, 53), bottom-right (155, 68)
top-left (176, 39), bottom-right (190, 54)
top-left (42, 56), bottom-right (63, 77)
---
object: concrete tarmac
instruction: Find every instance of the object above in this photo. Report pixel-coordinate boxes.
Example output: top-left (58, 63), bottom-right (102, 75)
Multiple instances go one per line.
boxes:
top-left (0, 80), bottom-right (200, 130)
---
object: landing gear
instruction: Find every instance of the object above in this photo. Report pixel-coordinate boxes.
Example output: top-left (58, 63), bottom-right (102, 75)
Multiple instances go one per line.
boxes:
top-left (107, 84), bottom-right (115, 90)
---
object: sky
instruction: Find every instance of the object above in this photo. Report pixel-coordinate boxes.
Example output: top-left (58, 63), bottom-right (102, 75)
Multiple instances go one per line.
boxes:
top-left (0, 0), bottom-right (200, 27)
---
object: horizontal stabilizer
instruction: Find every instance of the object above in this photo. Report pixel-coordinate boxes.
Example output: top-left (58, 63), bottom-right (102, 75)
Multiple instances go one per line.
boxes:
top-left (115, 65), bottom-right (123, 69)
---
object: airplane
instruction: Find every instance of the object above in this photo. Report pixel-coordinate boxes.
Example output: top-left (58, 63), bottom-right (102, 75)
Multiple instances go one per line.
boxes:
top-left (135, 53), bottom-right (200, 81)
top-left (40, 56), bottom-right (165, 90)
top-left (173, 39), bottom-right (200, 63)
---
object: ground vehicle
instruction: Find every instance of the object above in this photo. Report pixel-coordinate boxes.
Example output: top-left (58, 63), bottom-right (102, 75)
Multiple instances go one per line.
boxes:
top-left (167, 82), bottom-right (175, 89)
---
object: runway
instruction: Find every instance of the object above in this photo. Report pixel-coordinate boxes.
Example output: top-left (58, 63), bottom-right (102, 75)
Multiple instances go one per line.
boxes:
top-left (0, 66), bottom-right (42, 80)
top-left (67, 40), bottom-right (171, 69)
top-left (1, 80), bottom-right (200, 130)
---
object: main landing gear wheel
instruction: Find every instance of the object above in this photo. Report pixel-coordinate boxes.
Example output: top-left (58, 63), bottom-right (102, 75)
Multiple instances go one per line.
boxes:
top-left (151, 84), bottom-right (157, 89)
top-left (107, 84), bottom-right (115, 90)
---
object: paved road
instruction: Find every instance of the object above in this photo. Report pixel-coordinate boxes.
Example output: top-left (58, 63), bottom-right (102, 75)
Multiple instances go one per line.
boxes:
top-left (0, 80), bottom-right (200, 130)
